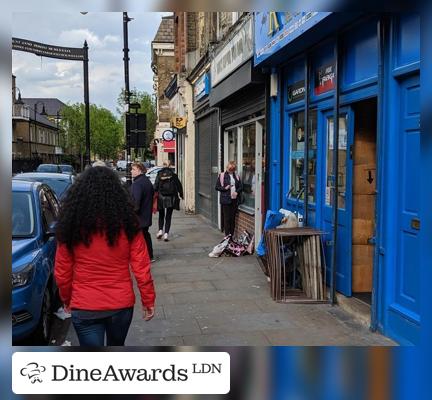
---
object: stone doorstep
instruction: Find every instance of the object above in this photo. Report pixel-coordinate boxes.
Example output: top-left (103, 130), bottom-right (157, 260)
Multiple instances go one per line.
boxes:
top-left (335, 292), bottom-right (371, 329)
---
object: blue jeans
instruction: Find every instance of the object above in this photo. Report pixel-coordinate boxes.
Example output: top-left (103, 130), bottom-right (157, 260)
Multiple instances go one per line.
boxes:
top-left (72, 308), bottom-right (134, 346)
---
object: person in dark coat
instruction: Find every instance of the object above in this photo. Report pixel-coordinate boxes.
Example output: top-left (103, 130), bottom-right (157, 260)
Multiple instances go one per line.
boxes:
top-left (131, 162), bottom-right (155, 261)
top-left (153, 161), bottom-right (183, 241)
top-left (215, 161), bottom-right (243, 237)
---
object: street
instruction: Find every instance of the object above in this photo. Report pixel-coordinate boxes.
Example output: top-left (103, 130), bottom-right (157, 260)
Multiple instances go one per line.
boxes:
top-left (59, 211), bottom-right (394, 346)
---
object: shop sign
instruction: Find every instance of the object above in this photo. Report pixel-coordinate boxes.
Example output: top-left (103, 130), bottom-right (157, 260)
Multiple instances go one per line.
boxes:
top-left (287, 80), bottom-right (305, 103)
top-left (314, 63), bottom-right (335, 95)
top-left (12, 37), bottom-right (85, 61)
top-left (254, 12), bottom-right (332, 66)
top-left (211, 18), bottom-right (253, 87)
top-left (194, 73), bottom-right (210, 101)
top-left (172, 116), bottom-right (187, 129)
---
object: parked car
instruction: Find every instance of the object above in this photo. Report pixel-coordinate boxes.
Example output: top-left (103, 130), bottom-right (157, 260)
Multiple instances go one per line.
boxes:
top-left (58, 164), bottom-right (76, 175)
top-left (13, 172), bottom-right (75, 200)
top-left (36, 164), bottom-right (62, 173)
top-left (116, 160), bottom-right (131, 171)
top-left (146, 166), bottom-right (163, 185)
top-left (12, 180), bottom-right (59, 344)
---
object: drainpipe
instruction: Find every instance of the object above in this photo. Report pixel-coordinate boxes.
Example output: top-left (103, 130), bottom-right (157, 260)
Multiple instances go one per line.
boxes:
top-left (331, 35), bottom-right (340, 305)
top-left (303, 54), bottom-right (310, 225)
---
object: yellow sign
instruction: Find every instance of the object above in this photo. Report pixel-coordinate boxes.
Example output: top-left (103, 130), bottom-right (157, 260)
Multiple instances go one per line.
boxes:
top-left (268, 12), bottom-right (281, 36)
top-left (172, 117), bottom-right (187, 129)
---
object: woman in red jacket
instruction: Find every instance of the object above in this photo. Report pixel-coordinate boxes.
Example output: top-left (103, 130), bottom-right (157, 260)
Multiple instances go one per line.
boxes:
top-left (54, 165), bottom-right (155, 346)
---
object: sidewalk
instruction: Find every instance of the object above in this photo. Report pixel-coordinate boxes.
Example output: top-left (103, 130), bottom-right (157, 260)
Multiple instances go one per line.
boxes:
top-left (68, 212), bottom-right (395, 346)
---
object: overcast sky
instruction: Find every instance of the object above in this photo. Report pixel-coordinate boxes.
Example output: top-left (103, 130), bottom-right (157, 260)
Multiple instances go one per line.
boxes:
top-left (12, 12), bottom-right (171, 116)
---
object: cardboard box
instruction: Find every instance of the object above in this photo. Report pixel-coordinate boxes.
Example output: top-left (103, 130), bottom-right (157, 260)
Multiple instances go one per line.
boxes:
top-left (354, 134), bottom-right (376, 166)
top-left (353, 194), bottom-right (375, 219)
top-left (352, 218), bottom-right (375, 245)
top-left (353, 164), bottom-right (376, 195)
top-left (352, 244), bottom-right (374, 292)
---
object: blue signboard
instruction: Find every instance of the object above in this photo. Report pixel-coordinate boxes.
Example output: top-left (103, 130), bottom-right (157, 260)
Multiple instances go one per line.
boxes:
top-left (194, 72), bottom-right (210, 102)
top-left (254, 12), bottom-right (332, 65)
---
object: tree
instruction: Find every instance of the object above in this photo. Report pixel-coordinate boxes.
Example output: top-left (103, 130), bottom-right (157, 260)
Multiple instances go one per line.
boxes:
top-left (117, 89), bottom-right (157, 160)
top-left (60, 103), bottom-right (123, 168)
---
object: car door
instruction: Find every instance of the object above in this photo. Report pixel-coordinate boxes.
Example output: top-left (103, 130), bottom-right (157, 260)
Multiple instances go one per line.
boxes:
top-left (39, 187), bottom-right (59, 276)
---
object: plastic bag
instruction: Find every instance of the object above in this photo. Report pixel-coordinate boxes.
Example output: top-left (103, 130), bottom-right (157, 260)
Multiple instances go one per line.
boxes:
top-left (256, 210), bottom-right (284, 257)
top-left (209, 236), bottom-right (230, 257)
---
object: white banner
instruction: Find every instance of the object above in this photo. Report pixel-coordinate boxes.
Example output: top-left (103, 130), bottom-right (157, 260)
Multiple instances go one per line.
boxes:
top-left (211, 18), bottom-right (253, 87)
top-left (13, 352), bottom-right (230, 394)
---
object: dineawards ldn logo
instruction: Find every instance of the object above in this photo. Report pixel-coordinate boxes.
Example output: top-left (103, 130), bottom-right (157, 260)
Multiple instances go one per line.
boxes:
top-left (20, 362), bottom-right (47, 384)
top-left (13, 352), bottom-right (230, 395)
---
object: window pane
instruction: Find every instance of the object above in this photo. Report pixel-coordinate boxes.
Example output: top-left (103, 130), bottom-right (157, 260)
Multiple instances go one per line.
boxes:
top-left (241, 123), bottom-right (256, 209)
top-left (325, 115), bottom-right (348, 209)
top-left (307, 110), bottom-right (317, 203)
top-left (290, 111), bottom-right (305, 198)
top-left (227, 129), bottom-right (237, 165)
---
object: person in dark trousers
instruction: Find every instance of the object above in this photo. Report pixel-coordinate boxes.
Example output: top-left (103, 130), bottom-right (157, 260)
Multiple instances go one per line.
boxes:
top-left (54, 165), bottom-right (155, 346)
top-left (153, 161), bottom-right (183, 241)
top-left (131, 162), bottom-right (155, 262)
top-left (216, 161), bottom-right (243, 237)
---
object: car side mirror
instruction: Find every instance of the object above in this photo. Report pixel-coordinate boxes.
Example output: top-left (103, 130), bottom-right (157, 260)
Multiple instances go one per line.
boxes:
top-left (46, 221), bottom-right (57, 237)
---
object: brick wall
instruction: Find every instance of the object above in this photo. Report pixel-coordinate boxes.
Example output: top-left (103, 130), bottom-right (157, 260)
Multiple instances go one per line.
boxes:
top-left (235, 210), bottom-right (254, 238)
top-left (156, 55), bottom-right (176, 122)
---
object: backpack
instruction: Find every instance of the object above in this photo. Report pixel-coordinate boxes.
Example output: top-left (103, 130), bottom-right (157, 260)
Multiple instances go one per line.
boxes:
top-left (158, 170), bottom-right (176, 196)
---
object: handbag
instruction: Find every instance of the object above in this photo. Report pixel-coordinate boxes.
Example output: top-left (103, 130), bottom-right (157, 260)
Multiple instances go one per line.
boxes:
top-left (152, 192), bottom-right (158, 214)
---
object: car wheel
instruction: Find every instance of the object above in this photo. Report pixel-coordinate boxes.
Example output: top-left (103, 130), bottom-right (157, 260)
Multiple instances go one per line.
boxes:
top-left (34, 288), bottom-right (52, 345)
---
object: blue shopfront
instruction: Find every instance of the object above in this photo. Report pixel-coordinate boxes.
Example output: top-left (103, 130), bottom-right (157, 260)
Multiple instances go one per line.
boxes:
top-left (255, 12), bottom-right (420, 344)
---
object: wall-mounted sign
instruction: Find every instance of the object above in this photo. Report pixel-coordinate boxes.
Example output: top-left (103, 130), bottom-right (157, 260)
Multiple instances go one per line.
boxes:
top-left (172, 116), bottom-right (187, 129)
top-left (211, 18), bottom-right (253, 87)
top-left (194, 73), bottom-right (210, 101)
top-left (314, 63), bottom-right (335, 95)
top-left (162, 129), bottom-right (175, 142)
top-left (254, 12), bottom-right (332, 66)
top-left (12, 37), bottom-right (85, 60)
top-left (287, 80), bottom-right (305, 103)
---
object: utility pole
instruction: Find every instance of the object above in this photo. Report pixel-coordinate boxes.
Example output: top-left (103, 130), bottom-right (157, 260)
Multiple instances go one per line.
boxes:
top-left (83, 40), bottom-right (91, 168)
top-left (123, 11), bottom-right (132, 185)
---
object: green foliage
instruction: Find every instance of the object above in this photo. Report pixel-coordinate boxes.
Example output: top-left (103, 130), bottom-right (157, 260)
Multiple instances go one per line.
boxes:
top-left (60, 103), bottom-right (123, 160)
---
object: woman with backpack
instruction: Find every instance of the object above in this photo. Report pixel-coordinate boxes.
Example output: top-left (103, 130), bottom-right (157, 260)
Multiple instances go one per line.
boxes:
top-left (215, 161), bottom-right (243, 237)
top-left (154, 161), bottom-right (184, 241)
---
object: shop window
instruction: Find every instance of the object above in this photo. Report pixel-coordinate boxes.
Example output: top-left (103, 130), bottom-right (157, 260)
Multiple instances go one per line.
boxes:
top-left (325, 115), bottom-right (348, 209)
top-left (289, 111), bottom-right (317, 203)
top-left (241, 123), bottom-right (256, 210)
top-left (227, 129), bottom-right (237, 165)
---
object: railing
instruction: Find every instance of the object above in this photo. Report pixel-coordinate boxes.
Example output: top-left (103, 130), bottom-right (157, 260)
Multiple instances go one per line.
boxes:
top-left (12, 104), bottom-right (30, 120)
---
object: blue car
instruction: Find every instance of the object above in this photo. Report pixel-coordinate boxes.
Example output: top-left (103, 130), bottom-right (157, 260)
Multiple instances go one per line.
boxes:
top-left (12, 180), bottom-right (60, 344)
top-left (13, 172), bottom-right (74, 200)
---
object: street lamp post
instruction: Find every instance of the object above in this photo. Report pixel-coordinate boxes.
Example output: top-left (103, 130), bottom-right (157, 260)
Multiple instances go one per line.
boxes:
top-left (123, 11), bottom-right (133, 185)
top-left (33, 101), bottom-right (47, 163)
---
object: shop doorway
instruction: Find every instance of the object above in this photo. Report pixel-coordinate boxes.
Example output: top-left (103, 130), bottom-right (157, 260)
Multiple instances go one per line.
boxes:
top-left (351, 98), bottom-right (377, 306)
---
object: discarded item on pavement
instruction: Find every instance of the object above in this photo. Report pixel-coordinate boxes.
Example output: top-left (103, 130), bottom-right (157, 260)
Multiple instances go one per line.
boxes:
top-left (54, 306), bottom-right (71, 320)
top-left (208, 231), bottom-right (254, 257)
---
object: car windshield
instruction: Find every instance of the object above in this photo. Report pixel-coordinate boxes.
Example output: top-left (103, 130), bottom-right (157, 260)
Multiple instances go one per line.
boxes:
top-left (60, 165), bottom-right (73, 173)
top-left (37, 165), bottom-right (58, 173)
top-left (12, 192), bottom-right (35, 238)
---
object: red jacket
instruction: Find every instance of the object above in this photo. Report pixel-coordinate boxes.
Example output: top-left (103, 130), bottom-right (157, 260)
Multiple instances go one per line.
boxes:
top-left (54, 231), bottom-right (155, 311)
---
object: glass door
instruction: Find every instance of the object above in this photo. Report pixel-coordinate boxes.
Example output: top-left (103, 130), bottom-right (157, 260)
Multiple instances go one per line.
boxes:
top-left (322, 107), bottom-right (354, 296)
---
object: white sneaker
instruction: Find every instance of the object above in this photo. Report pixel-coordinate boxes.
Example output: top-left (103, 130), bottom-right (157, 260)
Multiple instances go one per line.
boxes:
top-left (163, 233), bottom-right (169, 241)
top-left (156, 230), bottom-right (163, 239)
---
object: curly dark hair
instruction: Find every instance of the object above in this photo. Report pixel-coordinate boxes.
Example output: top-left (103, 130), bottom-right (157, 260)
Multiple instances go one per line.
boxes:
top-left (56, 166), bottom-right (140, 251)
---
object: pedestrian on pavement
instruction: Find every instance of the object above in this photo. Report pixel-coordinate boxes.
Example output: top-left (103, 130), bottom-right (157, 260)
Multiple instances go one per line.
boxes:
top-left (131, 162), bottom-right (155, 262)
top-left (54, 165), bottom-right (155, 347)
top-left (216, 161), bottom-right (243, 237)
top-left (153, 161), bottom-right (183, 241)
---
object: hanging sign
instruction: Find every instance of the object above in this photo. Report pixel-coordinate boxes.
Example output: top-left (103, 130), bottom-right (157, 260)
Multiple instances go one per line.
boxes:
top-left (314, 63), bottom-right (335, 95)
top-left (287, 80), bottom-right (305, 103)
top-left (194, 73), bottom-right (210, 101)
top-left (12, 37), bottom-right (85, 61)
top-left (172, 116), bottom-right (187, 129)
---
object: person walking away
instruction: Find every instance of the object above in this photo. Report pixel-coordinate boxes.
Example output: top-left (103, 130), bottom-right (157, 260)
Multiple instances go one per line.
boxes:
top-left (131, 162), bottom-right (155, 262)
top-left (154, 161), bottom-right (183, 241)
top-left (54, 165), bottom-right (155, 346)
top-left (215, 161), bottom-right (243, 237)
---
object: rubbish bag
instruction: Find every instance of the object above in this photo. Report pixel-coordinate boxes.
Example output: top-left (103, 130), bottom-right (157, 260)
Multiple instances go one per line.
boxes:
top-left (256, 210), bottom-right (284, 257)
top-left (209, 235), bottom-right (230, 257)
